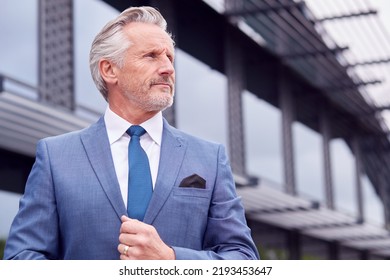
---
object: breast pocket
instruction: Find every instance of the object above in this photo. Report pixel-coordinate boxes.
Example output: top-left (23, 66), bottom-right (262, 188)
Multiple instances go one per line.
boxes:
top-left (170, 187), bottom-right (212, 220)
top-left (173, 187), bottom-right (212, 198)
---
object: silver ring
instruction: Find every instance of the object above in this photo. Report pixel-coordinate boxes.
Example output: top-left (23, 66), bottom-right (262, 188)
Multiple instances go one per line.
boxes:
top-left (123, 245), bottom-right (129, 256)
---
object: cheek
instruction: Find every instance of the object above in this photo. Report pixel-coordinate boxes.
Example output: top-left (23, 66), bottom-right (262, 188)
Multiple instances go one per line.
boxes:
top-left (119, 63), bottom-right (156, 89)
top-left (120, 69), bottom-right (144, 86)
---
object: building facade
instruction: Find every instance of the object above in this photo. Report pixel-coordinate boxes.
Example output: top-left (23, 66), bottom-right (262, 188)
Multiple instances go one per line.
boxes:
top-left (1, 0), bottom-right (390, 259)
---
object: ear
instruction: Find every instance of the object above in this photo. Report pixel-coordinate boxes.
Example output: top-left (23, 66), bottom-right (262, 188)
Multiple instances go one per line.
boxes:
top-left (99, 59), bottom-right (118, 86)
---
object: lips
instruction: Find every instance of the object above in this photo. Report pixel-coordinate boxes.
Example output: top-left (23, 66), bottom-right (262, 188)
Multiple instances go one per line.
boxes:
top-left (153, 83), bottom-right (171, 87)
top-left (150, 80), bottom-right (173, 90)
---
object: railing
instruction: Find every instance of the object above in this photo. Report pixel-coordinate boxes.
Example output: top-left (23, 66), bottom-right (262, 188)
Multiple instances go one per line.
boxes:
top-left (0, 72), bottom-right (102, 121)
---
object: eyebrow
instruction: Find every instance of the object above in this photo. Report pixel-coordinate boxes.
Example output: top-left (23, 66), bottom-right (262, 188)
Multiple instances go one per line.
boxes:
top-left (142, 45), bottom-right (174, 56)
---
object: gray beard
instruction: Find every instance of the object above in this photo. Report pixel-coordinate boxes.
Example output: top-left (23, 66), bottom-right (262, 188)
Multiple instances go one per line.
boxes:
top-left (130, 91), bottom-right (174, 112)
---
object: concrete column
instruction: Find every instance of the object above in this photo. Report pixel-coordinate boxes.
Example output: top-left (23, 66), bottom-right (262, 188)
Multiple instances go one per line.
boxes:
top-left (352, 137), bottom-right (364, 223)
top-left (38, 0), bottom-right (74, 109)
top-left (225, 30), bottom-right (247, 177)
top-left (224, 0), bottom-right (247, 178)
top-left (279, 67), bottom-right (296, 195)
top-left (320, 106), bottom-right (334, 209)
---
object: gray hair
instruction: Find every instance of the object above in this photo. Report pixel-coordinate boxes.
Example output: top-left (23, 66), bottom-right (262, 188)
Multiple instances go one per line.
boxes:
top-left (89, 6), bottom-right (170, 101)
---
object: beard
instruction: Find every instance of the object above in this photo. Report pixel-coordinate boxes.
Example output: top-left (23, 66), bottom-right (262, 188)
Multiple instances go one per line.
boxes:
top-left (121, 77), bottom-right (175, 112)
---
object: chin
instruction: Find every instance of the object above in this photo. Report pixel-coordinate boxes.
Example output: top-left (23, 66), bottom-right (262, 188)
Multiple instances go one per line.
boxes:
top-left (143, 98), bottom-right (173, 112)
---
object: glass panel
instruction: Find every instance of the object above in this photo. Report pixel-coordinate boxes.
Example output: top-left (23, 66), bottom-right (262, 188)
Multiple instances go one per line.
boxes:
top-left (293, 122), bottom-right (323, 201)
top-left (331, 139), bottom-right (356, 214)
top-left (243, 91), bottom-right (283, 185)
top-left (362, 175), bottom-right (385, 225)
top-left (175, 49), bottom-right (228, 147)
top-left (0, 0), bottom-right (38, 86)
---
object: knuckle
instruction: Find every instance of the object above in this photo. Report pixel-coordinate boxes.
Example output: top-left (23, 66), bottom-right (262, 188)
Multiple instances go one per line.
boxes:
top-left (118, 233), bottom-right (125, 243)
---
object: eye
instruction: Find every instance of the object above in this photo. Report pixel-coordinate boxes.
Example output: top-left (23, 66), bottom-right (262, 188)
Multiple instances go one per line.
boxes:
top-left (145, 52), bottom-right (157, 59)
top-left (167, 54), bottom-right (174, 63)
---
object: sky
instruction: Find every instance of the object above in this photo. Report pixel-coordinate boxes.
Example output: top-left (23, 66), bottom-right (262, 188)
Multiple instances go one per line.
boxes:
top-left (0, 0), bottom-right (389, 238)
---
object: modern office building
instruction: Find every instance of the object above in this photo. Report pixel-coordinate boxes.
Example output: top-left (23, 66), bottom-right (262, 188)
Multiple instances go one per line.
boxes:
top-left (1, 0), bottom-right (390, 259)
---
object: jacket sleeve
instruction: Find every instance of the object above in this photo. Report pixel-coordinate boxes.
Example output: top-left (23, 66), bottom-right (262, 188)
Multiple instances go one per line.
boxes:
top-left (4, 140), bottom-right (60, 260)
top-left (172, 144), bottom-right (260, 260)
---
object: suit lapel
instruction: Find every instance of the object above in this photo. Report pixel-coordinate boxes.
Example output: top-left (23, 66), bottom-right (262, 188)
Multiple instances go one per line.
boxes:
top-left (80, 117), bottom-right (127, 220)
top-left (144, 120), bottom-right (187, 224)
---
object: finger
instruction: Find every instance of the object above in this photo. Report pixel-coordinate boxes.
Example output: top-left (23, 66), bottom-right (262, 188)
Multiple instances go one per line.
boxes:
top-left (117, 243), bottom-right (127, 255)
top-left (118, 243), bottom-right (131, 257)
top-left (119, 232), bottom-right (142, 246)
top-left (119, 217), bottom-right (136, 234)
top-left (120, 218), bottom-right (146, 234)
top-left (121, 215), bottom-right (131, 223)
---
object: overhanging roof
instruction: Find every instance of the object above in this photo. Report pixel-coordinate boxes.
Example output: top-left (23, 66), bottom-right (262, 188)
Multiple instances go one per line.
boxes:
top-left (0, 90), bottom-right (92, 156)
top-left (237, 180), bottom-right (390, 258)
top-left (224, 0), bottom-right (390, 223)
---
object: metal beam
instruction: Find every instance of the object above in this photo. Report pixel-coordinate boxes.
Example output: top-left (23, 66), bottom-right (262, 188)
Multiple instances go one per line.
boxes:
top-left (372, 105), bottom-right (390, 111)
top-left (0, 73), bottom-right (38, 97)
top-left (323, 79), bottom-right (382, 92)
top-left (346, 58), bottom-right (390, 68)
top-left (225, 2), bottom-right (304, 17)
top-left (282, 46), bottom-right (349, 59)
top-left (315, 10), bottom-right (377, 22)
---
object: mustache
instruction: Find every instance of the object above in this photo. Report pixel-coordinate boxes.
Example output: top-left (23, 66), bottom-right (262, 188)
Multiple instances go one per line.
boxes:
top-left (149, 78), bottom-right (174, 88)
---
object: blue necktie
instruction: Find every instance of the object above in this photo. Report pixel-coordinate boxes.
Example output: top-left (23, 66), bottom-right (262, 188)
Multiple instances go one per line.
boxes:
top-left (126, 125), bottom-right (153, 221)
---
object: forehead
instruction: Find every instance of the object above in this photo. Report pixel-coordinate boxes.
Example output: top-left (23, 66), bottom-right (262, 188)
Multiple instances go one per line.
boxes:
top-left (123, 22), bottom-right (174, 51)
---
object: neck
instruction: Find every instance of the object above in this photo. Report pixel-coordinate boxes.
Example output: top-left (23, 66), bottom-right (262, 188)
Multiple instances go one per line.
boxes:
top-left (109, 103), bottom-right (158, 125)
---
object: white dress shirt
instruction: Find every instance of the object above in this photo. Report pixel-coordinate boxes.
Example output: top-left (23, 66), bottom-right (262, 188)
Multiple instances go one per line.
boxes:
top-left (104, 107), bottom-right (162, 207)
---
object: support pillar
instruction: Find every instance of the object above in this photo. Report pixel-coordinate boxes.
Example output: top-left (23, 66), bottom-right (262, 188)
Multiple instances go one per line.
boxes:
top-left (38, 0), bottom-right (74, 109)
top-left (225, 33), bottom-right (246, 176)
top-left (352, 137), bottom-right (364, 223)
top-left (279, 67), bottom-right (296, 194)
top-left (224, 1), bottom-right (247, 177)
top-left (378, 171), bottom-right (390, 229)
top-left (320, 106), bottom-right (335, 209)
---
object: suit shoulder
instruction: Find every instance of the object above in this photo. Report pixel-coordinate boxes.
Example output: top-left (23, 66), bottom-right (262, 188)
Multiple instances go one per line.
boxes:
top-left (40, 128), bottom-right (84, 146)
top-left (39, 118), bottom-right (102, 146)
top-left (166, 124), bottom-right (223, 150)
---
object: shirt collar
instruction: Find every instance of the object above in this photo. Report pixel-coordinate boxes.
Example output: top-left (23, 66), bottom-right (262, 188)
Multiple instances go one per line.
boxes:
top-left (104, 106), bottom-right (163, 146)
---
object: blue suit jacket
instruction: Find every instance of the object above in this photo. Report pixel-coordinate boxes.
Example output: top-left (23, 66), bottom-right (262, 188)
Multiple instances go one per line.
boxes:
top-left (4, 117), bottom-right (259, 260)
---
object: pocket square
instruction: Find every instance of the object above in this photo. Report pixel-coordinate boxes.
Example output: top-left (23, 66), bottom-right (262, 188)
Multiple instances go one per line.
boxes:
top-left (179, 174), bottom-right (206, 189)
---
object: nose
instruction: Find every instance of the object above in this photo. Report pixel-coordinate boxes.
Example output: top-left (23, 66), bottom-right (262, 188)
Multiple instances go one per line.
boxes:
top-left (158, 57), bottom-right (175, 77)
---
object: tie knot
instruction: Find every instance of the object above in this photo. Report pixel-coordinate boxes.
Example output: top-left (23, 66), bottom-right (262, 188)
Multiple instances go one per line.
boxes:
top-left (127, 125), bottom-right (146, 138)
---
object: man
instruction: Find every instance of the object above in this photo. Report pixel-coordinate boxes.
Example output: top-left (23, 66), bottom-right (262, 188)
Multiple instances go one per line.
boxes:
top-left (4, 6), bottom-right (259, 260)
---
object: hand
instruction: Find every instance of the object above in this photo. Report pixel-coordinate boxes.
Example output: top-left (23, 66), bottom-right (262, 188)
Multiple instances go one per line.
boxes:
top-left (118, 215), bottom-right (175, 260)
